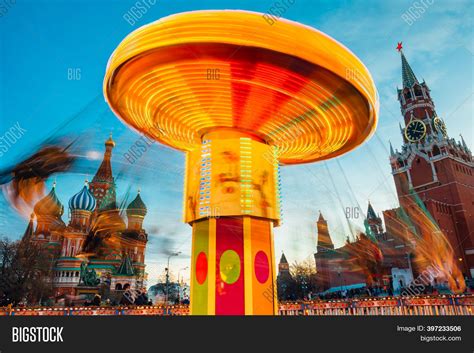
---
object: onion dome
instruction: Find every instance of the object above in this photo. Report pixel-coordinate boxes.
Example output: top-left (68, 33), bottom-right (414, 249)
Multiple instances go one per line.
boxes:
top-left (69, 181), bottom-right (96, 212)
top-left (21, 213), bottom-right (35, 243)
top-left (34, 183), bottom-right (64, 217)
top-left (105, 133), bottom-right (115, 148)
top-left (126, 190), bottom-right (147, 217)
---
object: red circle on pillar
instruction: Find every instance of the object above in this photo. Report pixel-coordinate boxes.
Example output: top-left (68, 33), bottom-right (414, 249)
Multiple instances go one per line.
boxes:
top-left (196, 252), bottom-right (208, 284)
top-left (254, 251), bottom-right (269, 283)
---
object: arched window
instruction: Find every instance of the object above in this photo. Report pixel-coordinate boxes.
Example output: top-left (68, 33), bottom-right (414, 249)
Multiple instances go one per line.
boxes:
top-left (115, 283), bottom-right (122, 290)
top-left (404, 89), bottom-right (412, 100)
top-left (414, 86), bottom-right (423, 97)
top-left (123, 283), bottom-right (130, 290)
top-left (432, 145), bottom-right (440, 156)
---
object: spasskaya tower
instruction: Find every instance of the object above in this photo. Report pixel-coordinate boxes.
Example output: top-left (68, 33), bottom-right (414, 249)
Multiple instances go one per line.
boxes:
top-left (389, 42), bottom-right (474, 278)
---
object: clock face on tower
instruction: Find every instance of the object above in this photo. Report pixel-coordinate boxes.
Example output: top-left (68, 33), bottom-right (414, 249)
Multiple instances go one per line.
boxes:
top-left (433, 116), bottom-right (447, 137)
top-left (405, 119), bottom-right (427, 142)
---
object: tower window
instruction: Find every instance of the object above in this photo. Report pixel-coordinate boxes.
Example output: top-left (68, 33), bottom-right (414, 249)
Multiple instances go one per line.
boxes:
top-left (414, 86), bottom-right (423, 97)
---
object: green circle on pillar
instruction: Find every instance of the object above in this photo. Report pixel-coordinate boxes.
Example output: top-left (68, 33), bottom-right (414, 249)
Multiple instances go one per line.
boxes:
top-left (219, 250), bottom-right (241, 284)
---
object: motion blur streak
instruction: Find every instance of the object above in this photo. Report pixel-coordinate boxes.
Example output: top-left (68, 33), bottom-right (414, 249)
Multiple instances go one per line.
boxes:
top-left (0, 142), bottom-right (76, 218)
top-left (386, 175), bottom-right (466, 293)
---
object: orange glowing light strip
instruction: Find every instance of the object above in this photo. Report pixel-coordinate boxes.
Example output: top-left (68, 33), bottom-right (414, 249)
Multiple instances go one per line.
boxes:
top-left (104, 10), bottom-right (379, 164)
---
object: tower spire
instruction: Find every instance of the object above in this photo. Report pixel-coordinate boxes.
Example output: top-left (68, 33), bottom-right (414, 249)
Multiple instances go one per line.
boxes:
top-left (316, 211), bottom-right (334, 252)
top-left (367, 201), bottom-right (377, 219)
top-left (397, 42), bottom-right (419, 88)
top-left (389, 140), bottom-right (395, 156)
top-left (460, 134), bottom-right (470, 151)
top-left (318, 210), bottom-right (325, 222)
top-left (90, 136), bottom-right (116, 209)
top-left (365, 201), bottom-right (383, 238)
top-left (92, 137), bottom-right (115, 184)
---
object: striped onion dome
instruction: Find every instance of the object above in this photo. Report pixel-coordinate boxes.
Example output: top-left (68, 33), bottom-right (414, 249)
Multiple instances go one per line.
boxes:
top-left (126, 191), bottom-right (147, 217)
top-left (34, 183), bottom-right (64, 217)
top-left (69, 182), bottom-right (96, 212)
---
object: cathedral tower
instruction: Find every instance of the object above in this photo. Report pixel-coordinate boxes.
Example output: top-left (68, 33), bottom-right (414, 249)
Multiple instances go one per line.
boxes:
top-left (89, 134), bottom-right (116, 210)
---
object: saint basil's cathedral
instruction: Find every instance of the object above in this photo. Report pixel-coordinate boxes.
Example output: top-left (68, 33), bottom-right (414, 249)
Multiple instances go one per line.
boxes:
top-left (22, 135), bottom-right (148, 299)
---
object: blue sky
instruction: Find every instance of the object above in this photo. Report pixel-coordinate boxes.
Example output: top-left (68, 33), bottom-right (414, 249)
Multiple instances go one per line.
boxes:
top-left (0, 0), bottom-right (472, 283)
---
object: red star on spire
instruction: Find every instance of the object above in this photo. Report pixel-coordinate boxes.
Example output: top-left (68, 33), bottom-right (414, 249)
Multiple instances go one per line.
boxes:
top-left (396, 42), bottom-right (403, 52)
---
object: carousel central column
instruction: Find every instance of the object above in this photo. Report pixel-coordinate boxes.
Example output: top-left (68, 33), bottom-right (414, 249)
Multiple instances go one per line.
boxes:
top-left (186, 129), bottom-right (280, 315)
top-left (103, 9), bottom-right (379, 316)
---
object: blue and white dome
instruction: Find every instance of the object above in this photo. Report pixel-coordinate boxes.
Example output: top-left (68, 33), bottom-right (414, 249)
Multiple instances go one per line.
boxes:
top-left (69, 183), bottom-right (96, 212)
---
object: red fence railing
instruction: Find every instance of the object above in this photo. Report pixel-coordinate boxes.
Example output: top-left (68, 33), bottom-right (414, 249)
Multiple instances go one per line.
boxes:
top-left (1, 295), bottom-right (472, 316)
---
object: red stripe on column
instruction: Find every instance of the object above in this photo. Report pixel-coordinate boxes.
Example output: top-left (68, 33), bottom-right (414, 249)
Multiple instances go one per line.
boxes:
top-left (215, 217), bottom-right (245, 315)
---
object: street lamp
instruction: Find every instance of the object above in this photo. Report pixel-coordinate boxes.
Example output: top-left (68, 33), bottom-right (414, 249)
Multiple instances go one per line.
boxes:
top-left (177, 267), bottom-right (189, 303)
top-left (177, 266), bottom-right (189, 284)
top-left (165, 251), bottom-right (181, 308)
top-left (336, 266), bottom-right (346, 296)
